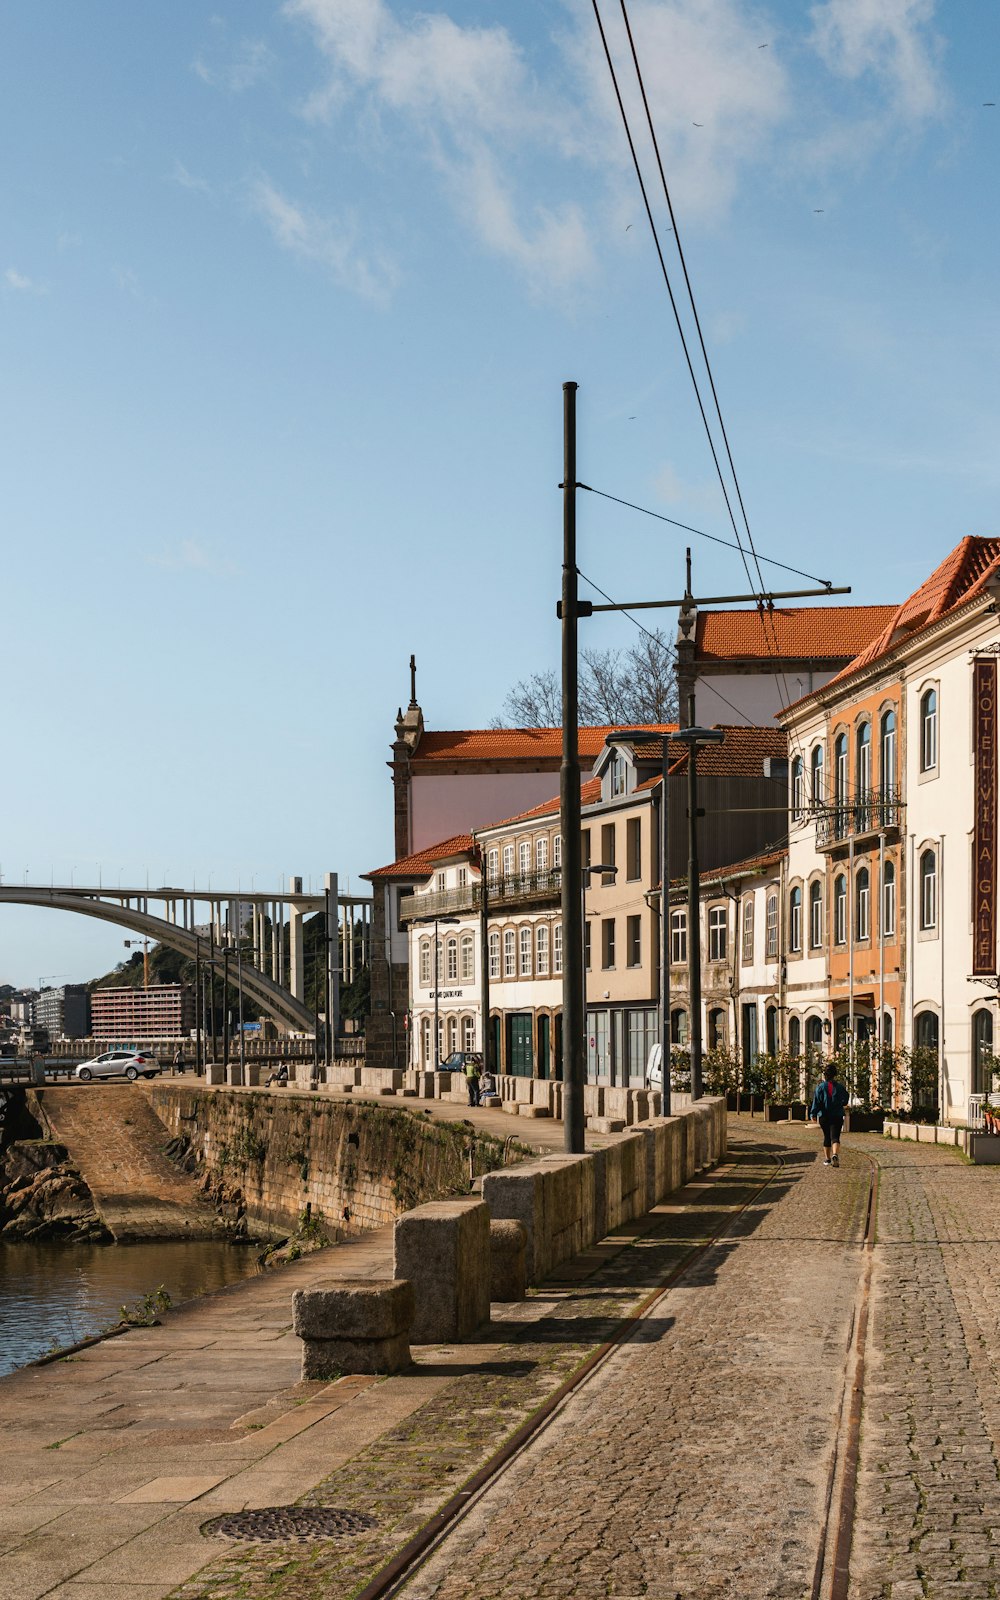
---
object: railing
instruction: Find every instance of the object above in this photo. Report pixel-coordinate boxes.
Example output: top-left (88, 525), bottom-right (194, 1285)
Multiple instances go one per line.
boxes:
top-left (401, 869), bottom-right (562, 922)
top-left (814, 788), bottom-right (904, 848)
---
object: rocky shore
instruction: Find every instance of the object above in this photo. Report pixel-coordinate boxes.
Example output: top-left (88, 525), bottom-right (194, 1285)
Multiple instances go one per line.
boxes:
top-left (0, 1141), bottom-right (109, 1242)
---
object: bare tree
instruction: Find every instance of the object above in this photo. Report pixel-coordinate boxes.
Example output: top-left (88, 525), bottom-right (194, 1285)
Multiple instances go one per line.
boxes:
top-left (494, 630), bottom-right (676, 727)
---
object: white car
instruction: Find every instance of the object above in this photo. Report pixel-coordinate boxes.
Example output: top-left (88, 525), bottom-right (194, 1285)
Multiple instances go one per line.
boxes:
top-left (645, 1042), bottom-right (691, 1093)
top-left (75, 1050), bottom-right (161, 1083)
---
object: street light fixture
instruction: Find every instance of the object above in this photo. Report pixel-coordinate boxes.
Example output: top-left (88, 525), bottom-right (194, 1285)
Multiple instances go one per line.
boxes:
top-left (672, 715), bottom-right (725, 1099)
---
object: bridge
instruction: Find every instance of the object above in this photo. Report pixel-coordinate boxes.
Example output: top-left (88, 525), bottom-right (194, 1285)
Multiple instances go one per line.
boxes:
top-left (0, 875), bottom-right (372, 1034)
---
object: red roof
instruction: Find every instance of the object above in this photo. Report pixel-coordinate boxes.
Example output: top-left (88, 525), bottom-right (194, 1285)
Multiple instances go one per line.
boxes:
top-left (832, 536), bottom-right (1000, 683)
top-left (663, 724), bottom-right (788, 777)
top-left (695, 606), bottom-right (895, 663)
top-left (366, 834), bottom-right (475, 881)
top-left (412, 725), bottom-right (675, 764)
top-left (699, 847), bottom-right (786, 883)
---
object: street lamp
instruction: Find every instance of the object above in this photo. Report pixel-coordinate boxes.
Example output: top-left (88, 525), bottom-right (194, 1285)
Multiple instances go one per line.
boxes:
top-left (583, 864), bottom-right (617, 1085)
top-left (672, 715), bottom-right (725, 1099)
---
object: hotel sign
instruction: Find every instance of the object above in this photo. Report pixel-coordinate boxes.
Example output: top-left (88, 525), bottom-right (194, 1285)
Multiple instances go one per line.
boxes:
top-left (973, 657), bottom-right (998, 975)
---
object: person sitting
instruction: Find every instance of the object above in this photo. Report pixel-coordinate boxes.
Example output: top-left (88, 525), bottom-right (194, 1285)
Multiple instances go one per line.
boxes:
top-left (266, 1062), bottom-right (289, 1087)
top-left (479, 1068), bottom-right (497, 1099)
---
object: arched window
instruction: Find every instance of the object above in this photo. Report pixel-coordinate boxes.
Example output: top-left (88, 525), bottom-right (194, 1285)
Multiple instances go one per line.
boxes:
top-left (915, 1010), bottom-right (939, 1052)
top-left (670, 1008), bottom-right (689, 1045)
top-left (707, 1008), bottom-right (725, 1049)
top-left (806, 1015), bottom-right (824, 1060)
top-left (446, 936), bottom-right (458, 983)
top-left (536, 836), bottom-right (549, 873)
top-left (536, 924), bottom-right (549, 976)
top-left (766, 893), bottom-right (778, 958)
top-left (554, 834), bottom-right (562, 868)
top-left (419, 939), bottom-right (431, 986)
top-left (834, 733), bottom-right (848, 835)
top-left (913, 1011), bottom-right (940, 1112)
top-left (788, 1015), bottom-right (801, 1059)
top-left (791, 756), bottom-right (804, 819)
top-left (518, 841), bottom-right (531, 883)
top-left (856, 867), bottom-right (870, 941)
top-left (502, 843), bottom-right (515, 879)
top-left (856, 722), bottom-right (872, 828)
top-left (973, 1009), bottom-right (995, 1095)
top-left (503, 929), bottom-right (516, 977)
top-left (881, 1011), bottom-right (893, 1051)
top-left (519, 926), bottom-right (532, 976)
top-left (460, 933), bottom-right (474, 982)
top-left (881, 861), bottom-right (896, 938)
top-left (810, 743), bottom-right (825, 803)
top-left (670, 910), bottom-right (687, 965)
top-left (789, 886), bottom-right (802, 953)
top-left (920, 848), bottom-right (937, 930)
top-left (421, 1017), bottom-right (431, 1067)
top-left (742, 896), bottom-right (754, 963)
top-left (462, 1016), bottom-right (475, 1053)
top-left (487, 847), bottom-right (499, 883)
top-left (553, 924), bottom-right (563, 973)
top-left (448, 1017), bottom-right (458, 1054)
top-left (880, 709), bottom-right (896, 795)
top-left (920, 688), bottom-right (938, 772)
top-left (834, 874), bottom-right (847, 945)
top-left (809, 880), bottom-right (823, 948)
top-left (488, 930), bottom-right (500, 980)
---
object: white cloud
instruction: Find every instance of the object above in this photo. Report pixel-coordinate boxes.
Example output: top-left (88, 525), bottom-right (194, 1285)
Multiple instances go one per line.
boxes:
top-left (5, 268), bottom-right (44, 293)
top-left (147, 539), bottom-right (239, 576)
top-left (810, 0), bottom-right (945, 118)
top-left (112, 265), bottom-right (142, 300)
top-left (193, 38), bottom-right (273, 93)
top-left (249, 175), bottom-right (398, 303)
top-left (170, 161), bottom-right (211, 194)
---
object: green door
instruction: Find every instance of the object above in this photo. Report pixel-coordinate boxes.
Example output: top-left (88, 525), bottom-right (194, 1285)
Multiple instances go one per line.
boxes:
top-left (508, 1014), bottom-right (533, 1078)
top-left (538, 1014), bottom-right (550, 1079)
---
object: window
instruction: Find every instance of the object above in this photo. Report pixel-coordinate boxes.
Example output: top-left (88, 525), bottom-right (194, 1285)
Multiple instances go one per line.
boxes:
top-left (627, 914), bottom-right (641, 967)
top-left (448, 1017), bottom-right (458, 1054)
top-left (856, 722), bottom-right (871, 828)
top-left (446, 937), bottom-right (458, 982)
top-left (600, 823), bottom-right (616, 883)
top-left (584, 920), bottom-right (591, 969)
top-left (436, 872), bottom-right (446, 893)
top-left (487, 848), bottom-right (499, 883)
top-left (709, 906), bottom-right (728, 962)
top-left (582, 828), bottom-right (591, 869)
top-left (518, 841), bottom-right (531, 882)
top-left (856, 867), bottom-right (870, 941)
top-left (766, 893), bottom-right (778, 959)
top-left (670, 910), bottom-right (687, 965)
top-left (882, 860), bottom-right (896, 938)
top-left (458, 866), bottom-right (468, 889)
top-left (880, 709), bottom-right (896, 792)
top-left (834, 732), bottom-right (848, 823)
top-left (610, 751), bottom-right (627, 797)
top-left (707, 1008), bottom-right (725, 1050)
top-left (626, 817), bottom-right (641, 881)
top-left (811, 743), bottom-right (825, 803)
top-left (671, 1008), bottom-right (689, 1045)
top-left (419, 939), bottom-right (431, 986)
top-left (536, 836), bottom-right (549, 873)
top-left (741, 897), bottom-right (754, 963)
top-left (519, 926), bottom-right (532, 975)
top-left (920, 848), bottom-right (937, 930)
top-left (553, 924), bottom-right (563, 973)
top-left (488, 931), bottom-right (500, 980)
top-left (920, 688), bottom-right (938, 772)
top-left (834, 874), bottom-right (847, 945)
top-left (789, 886), bottom-right (802, 953)
top-left (421, 1017), bottom-right (431, 1066)
top-left (460, 933), bottom-right (474, 982)
top-left (788, 1016), bottom-right (801, 1059)
top-left (792, 756), bottom-right (805, 819)
top-left (602, 918), bottom-right (616, 968)
top-left (809, 881), bottom-right (823, 949)
top-left (554, 835), bottom-right (562, 869)
top-left (502, 843), bottom-right (515, 879)
top-left (462, 1016), bottom-right (475, 1052)
top-left (536, 924), bottom-right (549, 975)
top-left (503, 929), bottom-right (516, 978)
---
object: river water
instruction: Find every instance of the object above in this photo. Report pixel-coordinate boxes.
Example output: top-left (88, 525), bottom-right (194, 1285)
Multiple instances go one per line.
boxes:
top-left (0, 1239), bottom-right (262, 1377)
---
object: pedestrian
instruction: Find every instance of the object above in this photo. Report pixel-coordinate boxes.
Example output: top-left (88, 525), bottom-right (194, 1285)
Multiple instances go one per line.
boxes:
top-left (809, 1063), bottom-right (849, 1167)
top-left (465, 1055), bottom-right (481, 1107)
top-left (172, 1047), bottom-right (185, 1076)
top-left (479, 1066), bottom-right (497, 1100)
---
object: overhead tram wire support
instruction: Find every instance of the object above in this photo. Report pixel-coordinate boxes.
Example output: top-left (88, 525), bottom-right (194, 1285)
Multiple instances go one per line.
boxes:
top-left (561, 381), bottom-right (586, 1157)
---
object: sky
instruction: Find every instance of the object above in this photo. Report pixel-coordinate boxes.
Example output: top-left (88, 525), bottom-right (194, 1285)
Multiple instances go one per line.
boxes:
top-left (2, 0), bottom-right (998, 986)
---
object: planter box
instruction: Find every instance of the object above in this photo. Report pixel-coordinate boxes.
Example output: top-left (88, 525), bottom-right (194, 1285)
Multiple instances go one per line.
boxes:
top-left (764, 1102), bottom-right (791, 1122)
top-left (969, 1133), bottom-right (1000, 1164)
top-left (788, 1103), bottom-right (807, 1121)
top-left (846, 1111), bottom-right (885, 1134)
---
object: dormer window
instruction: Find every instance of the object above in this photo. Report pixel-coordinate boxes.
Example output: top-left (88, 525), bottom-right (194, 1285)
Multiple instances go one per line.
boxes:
top-left (610, 751), bottom-right (627, 797)
top-left (436, 872), bottom-right (446, 893)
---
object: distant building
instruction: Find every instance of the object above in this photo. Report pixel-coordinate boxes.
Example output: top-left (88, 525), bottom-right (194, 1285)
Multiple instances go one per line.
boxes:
top-left (10, 994), bottom-right (35, 1027)
top-left (90, 984), bottom-right (195, 1040)
top-left (35, 984), bottom-right (90, 1040)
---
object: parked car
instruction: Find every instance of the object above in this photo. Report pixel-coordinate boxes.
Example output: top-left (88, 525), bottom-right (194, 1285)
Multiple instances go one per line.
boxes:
top-left (438, 1051), bottom-right (483, 1074)
top-left (645, 1042), bottom-right (691, 1093)
top-left (75, 1050), bottom-right (161, 1083)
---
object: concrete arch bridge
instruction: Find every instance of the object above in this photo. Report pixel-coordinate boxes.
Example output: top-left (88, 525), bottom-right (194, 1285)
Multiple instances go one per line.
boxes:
top-left (0, 876), bottom-right (372, 1035)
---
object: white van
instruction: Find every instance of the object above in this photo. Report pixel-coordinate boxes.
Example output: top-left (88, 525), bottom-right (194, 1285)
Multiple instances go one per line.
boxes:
top-left (645, 1041), bottom-right (691, 1092)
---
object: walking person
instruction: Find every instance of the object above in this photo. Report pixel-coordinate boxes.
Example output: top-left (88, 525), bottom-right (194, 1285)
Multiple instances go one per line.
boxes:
top-left (465, 1055), bottom-right (481, 1107)
top-left (809, 1063), bottom-right (849, 1166)
top-left (172, 1046), bottom-right (185, 1076)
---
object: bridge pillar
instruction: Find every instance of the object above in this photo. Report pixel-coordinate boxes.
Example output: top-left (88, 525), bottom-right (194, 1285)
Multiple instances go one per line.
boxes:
top-left (289, 877), bottom-right (304, 1004)
top-left (326, 873), bottom-right (340, 1052)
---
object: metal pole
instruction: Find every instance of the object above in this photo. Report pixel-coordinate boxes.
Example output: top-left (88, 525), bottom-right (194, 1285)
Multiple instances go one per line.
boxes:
top-left (194, 935), bottom-right (203, 1072)
top-left (878, 829), bottom-right (886, 1105)
top-left (209, 929), bottom-right (217, 1062)
top-left (687, 693), bottom-right (703, 1100)
top-left (660, 742), bottom-right (671, 1117)
top-left (238, 942), bottom-right (245, 1076)
top-left (433, 917), bottom-right (440, 1070)
top-left (324, 885), bottom-right (333, 1069)
top-left (222, 946), bottom-right (230, 1070)
top-left (848, 833), bottom-right (855, 1048)
top-left (478, 851), bottom-right (491, 1072)
top-left (561, 380), bottom-right (585, 1153)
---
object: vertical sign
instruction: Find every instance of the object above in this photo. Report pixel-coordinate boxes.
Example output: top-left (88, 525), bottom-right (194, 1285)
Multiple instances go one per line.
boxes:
top-left (973, 657), bottom-right (997, 975)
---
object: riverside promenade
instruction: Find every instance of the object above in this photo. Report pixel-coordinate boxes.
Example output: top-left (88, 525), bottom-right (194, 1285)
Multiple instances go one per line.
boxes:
top-left (2, 1114), bottom-right (999, 1599)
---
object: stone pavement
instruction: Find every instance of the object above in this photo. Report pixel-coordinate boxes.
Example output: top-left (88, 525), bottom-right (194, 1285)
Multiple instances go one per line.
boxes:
top-left (4, 1118), bottom-right (1000, 1600)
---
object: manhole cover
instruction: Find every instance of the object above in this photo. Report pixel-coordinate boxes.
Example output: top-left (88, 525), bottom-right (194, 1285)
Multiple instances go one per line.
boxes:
top-left (204, 1507), bottom-right (376, 1544)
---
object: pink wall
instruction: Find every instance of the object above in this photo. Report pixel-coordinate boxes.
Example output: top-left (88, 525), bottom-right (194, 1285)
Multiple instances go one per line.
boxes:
top-left (410, 772), bottom-right (562, 852)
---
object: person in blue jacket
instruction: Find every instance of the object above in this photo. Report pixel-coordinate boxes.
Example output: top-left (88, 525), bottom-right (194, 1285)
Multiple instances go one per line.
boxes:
top-left (809, 1063), bottom-right (849, 1167)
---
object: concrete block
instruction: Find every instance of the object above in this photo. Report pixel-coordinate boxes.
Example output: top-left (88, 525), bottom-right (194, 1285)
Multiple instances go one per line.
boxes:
top-left (593, 1133), bottom-right (647, 1238)
top-left (393, 1198), bottom-right (491, 1343)
top-left (489, 1218), bottom-right (527, 1301)
top-left (514, 1077), bottom-right (534, 1104)
top-left (583, 1084), bottom-right (605, 1119)
top-left (226, 1064), bottom-right (245, 1087)
top-left (360, 1068), bottom-right (403, 1095)
top-left (479, 1095), bottom-right (501, 1109)
top-left (587, 1117), bottom-right (626, 1134)
top-left (329, 1066), bottom-right (362, 1090)
top-left (245, 1065), bottom-right (263, 1088)
top-left (483, 1154), bottom-right (594, 1285)
top-left (970, 1133), bottom-right (1000, 1164)
top-left (917, 1123), bottom-right (937, 1143)
top-left (530, 1080), bottom-right (554, 1110)
top-left (292, 1278), bottom-right (414, 1378)
top-left (205, 1063), bottom-right (226, 1086)
top-left (519, 1105), bottom-right (552, 1118)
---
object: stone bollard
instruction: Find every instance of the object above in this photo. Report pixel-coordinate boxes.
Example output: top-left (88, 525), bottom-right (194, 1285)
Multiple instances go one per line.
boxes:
top-left (393, 1198), bottom-right (490, 1343)
top-left (489, 1218), bottom-right (527, 1302)
top-left (205, 1063), bottom-right (226, 1086)
top-left (479, 1095), bottom-right (501, 1109)
top-left (291, 1279), bottom-right (414, 1378)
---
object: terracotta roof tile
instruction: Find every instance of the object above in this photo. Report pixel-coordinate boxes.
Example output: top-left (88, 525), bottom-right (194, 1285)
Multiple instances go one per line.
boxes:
top-left (365, 834), bottom-right (475, 881)
top-left (412, 725), bottom-right (675, 763)
top-left (664, 724), bottom-right (788, 777)
top-left (695, 606), bottom-right (895, 663)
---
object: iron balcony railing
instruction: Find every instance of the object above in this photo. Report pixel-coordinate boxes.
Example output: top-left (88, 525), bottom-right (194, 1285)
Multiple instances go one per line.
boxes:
top-left (813, 788), bottom-right (904, 848)
top-left (399, 868), bottom-right (562, 923)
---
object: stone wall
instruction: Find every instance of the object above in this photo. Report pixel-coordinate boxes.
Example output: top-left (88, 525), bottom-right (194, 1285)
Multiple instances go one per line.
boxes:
top-left (149, 1085), bottom-right (518, 1239)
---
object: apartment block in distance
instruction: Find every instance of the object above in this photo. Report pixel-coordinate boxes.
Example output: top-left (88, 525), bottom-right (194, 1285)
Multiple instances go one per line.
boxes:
top-left (90, 985), bottom-right (195, 1040)
top-left (35, 984), bottom-right (90, 1040)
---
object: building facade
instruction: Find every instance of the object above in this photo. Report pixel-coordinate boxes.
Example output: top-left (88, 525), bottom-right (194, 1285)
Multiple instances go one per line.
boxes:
top-left (90, 984), bottom-right (195, 1041)
top-left (35, 984), bottom-right (90, 1040)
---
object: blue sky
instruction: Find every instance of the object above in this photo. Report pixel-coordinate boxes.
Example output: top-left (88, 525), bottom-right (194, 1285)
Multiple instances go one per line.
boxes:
top-left (2, 0), bottom-right (998, 986)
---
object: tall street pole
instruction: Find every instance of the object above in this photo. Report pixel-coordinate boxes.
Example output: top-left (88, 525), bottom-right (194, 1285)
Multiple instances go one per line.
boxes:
top-left (560, 380), bottom-right (585, 1154)
top-left (687, 692), bottom-right (703, 1100)
top-left (476, 847), bottom-right (491, 1072)
top-left (660, 741), bottom-right (671, 1117)
top-left (433, 918), bottom-right (441, 1070)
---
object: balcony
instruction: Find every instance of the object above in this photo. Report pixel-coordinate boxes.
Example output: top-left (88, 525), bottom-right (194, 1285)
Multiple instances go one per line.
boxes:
top-left (814, 788), bottom-right (904, 849)
top-left (399, 868), bottom-right (563, 923)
